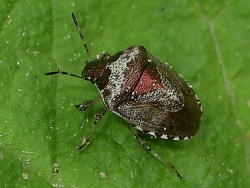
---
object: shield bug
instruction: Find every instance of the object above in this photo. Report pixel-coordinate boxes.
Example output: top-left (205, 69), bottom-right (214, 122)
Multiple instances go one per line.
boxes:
top-left (45, 12), bottom-right (202, 179)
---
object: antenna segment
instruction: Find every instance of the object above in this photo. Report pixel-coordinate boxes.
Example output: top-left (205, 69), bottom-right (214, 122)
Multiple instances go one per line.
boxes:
top-left (72, 12), bottom-right (93, 61)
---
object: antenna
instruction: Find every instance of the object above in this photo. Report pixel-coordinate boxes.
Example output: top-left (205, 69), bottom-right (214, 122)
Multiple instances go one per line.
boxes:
top-left (71, 12), bottom-right (93, 61)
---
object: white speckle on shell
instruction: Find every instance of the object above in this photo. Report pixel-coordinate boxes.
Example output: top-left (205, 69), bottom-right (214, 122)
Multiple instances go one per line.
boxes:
top-left (101, 46), bottom-right (141, 109)
top-left (160, 135), bottom-right (168, 139)
top-left (148, 131), bottom-right (156, 138)
top-left (195, 94), bottom-right (203, 113)
top-left (173, 137), bottom-right (180, 140)
top-left (161, 135), bottom-right (190, 140)
top-left (183, 136), bottom-right (190, 140)
top-left (135, 126), bottom-right (143, 132)
top-left (178, 74), bottom-right (184, 78)
top-left (187, 83), bottom-right (192, 88)
top-left (200, 106), bottom-right (203, 112)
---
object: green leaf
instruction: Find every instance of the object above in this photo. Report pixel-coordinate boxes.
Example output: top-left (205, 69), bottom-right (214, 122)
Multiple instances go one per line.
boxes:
top-left (1, 0), bottom-right (249, 187)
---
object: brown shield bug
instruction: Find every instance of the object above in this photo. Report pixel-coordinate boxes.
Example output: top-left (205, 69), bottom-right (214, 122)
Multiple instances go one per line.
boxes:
top-left (45, 12), bottom-right (202, 179)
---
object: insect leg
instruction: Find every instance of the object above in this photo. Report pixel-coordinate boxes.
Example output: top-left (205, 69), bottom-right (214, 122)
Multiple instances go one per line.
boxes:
top-left (75, 96), bottom-right (101, 111)
top-left (131, 127), bottom-right (183, 180)
top-left (77, 107), bottom-right (107, 150)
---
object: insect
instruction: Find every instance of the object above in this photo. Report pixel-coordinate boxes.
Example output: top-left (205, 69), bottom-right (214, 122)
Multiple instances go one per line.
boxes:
top-left (45, 12), bottom-right (202, 179)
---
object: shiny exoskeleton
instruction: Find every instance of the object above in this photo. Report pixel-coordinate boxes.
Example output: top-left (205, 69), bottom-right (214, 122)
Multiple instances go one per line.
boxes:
top-left (45, 12), bottom-right (203, 180)
top-left (83, 45), bottom-right (202, 140)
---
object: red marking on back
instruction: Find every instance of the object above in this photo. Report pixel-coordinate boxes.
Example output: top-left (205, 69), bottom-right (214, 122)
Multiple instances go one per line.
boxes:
top-left (134, 66), bottom-right (163, 94)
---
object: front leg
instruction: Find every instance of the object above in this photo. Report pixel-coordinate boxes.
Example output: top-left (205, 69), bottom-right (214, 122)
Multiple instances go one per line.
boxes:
top-left (77, 107), bottom-right (107, 150)
top-left (75, 96), bottom-right (101, 111)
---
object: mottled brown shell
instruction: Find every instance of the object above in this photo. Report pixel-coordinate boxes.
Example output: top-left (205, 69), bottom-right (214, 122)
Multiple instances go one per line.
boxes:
top-left (83, 45), bottom-right (202, 140)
